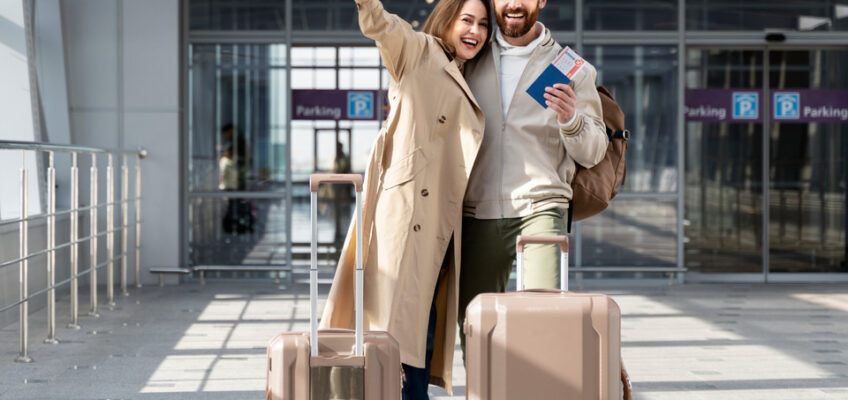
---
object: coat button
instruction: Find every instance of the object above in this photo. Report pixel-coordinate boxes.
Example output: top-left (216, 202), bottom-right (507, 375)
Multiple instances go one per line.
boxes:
top-left (438, 115), bottom-right (446, 123)
top-left (421, 189), bottom-right (429, 197)
top-left (413, 224), bottom-right (421, 232)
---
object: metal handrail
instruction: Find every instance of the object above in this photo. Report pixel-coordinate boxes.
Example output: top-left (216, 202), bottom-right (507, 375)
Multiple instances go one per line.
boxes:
top-left (0, 142), bottom-right (147, 363)
top-left (0, 227), bottom-right (135, 270)
top-left (0, 257), bottom-right (117, 314)
top-left (0, 140), bottom-right (146, 156)
top-left (0, 200), bottom-right (142, 227)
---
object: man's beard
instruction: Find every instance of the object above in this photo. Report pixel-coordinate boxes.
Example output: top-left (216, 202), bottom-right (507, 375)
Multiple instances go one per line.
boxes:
top-left (496, 3), bottom-right (539, 38)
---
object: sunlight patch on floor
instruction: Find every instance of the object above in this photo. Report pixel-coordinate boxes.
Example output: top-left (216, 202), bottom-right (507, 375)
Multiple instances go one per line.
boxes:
top-left (141, 354), bottom-right (266, 393)
top-left (792, 293), bottom-right (848, 313)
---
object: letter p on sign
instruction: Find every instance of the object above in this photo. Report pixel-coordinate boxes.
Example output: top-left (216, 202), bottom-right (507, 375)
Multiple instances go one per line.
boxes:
top-left (348, 92), bottom-right (374, 119)
top-left (774, 93), bottom-right (800, 119)
top-left (733, 92), bottom-right (759, 120)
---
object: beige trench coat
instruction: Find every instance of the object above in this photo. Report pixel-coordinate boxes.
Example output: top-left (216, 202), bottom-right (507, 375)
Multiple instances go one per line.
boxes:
top-left (318, 0), bottom-right (484, 393)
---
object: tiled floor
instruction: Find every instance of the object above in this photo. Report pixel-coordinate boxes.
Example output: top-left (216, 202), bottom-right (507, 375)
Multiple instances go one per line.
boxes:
top-left (1, 280), bottom-right (847, 399)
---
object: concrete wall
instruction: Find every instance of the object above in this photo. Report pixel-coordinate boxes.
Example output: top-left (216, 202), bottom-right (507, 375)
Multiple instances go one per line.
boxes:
top-left (1, 0), bottom-right (180, 328)
top-left (63, 0), bottom-right (180, 286)
top-left (0, 0), bottom-right (42, 219)
top-left (0, 217), bottom-right (72, 329)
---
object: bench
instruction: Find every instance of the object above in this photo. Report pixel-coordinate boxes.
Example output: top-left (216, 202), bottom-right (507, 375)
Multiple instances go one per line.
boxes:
top-left (148, 267), bottom-right (193, 286)
top-left (193, 265), bottom-right (292, 285)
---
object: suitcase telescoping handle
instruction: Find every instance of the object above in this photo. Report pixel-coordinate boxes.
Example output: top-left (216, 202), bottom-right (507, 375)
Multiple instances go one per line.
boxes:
top-left (515, 235), bottom-right (569, 291)
top-left (310, 173), bottom-right (364, 357)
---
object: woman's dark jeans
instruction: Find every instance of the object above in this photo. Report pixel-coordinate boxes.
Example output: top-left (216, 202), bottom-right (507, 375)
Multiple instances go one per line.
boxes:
top-left (401, 283), bottom-right (439, 400)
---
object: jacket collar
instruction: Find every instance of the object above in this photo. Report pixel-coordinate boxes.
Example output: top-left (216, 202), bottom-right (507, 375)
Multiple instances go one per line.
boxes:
top-left (434, 37), bottom-right (481, 111)
top-left (488, 25), bottom-right (557, 120)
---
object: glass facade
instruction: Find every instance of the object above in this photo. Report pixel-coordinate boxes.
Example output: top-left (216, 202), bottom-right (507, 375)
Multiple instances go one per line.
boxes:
top-left (187, 43), bottom-right (289, 267)
top-left (685, 47), bottom-right (848, 275)
top-left (685, 49), bottom-right (765, 273)
top-left (189, 0), bottom-right (286, 30)
top-left (185, 0), bottom-right (848, 280)
top-left (585, 0), bottom-right (678, 31)
top-left (687, 0), bottom-right (848, 31)
top-left (586, 45), bottom-right (679, 193)
top-left (767, 49), bottom-right (848, 273)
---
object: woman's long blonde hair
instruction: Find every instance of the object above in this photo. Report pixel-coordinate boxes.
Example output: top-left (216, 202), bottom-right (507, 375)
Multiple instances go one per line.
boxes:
top-left (421, 0), bottom-right (492, 60)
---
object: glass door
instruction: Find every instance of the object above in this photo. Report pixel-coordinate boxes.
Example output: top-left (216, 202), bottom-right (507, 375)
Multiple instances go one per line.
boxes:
top-left (685, 48), bottom-right (765, 274)
top-left (767, 49), bottom-right (848, 274)
top-left (686, 46), bottom-right (848, 278)
top-left (186, 43), bottom-right (290, 271)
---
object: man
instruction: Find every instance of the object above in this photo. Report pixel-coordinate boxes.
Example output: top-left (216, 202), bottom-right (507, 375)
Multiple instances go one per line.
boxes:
top-left (458, 0), bottom-right (608, 352)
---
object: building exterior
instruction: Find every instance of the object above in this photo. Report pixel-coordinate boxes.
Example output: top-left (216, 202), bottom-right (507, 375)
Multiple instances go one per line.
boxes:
top-left (184, 0), bottom-right (848, 282)
top-left (1, 0), bottom-right (846, 315)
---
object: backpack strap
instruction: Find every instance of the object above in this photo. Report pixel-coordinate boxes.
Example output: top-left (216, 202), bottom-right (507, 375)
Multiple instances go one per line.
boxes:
top-left (606, 128), bottom-right (631, 141)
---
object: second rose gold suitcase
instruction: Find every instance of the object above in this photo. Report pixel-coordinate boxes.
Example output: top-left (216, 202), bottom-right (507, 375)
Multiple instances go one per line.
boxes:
top-left (265, 174), bottom-right (402, 400)
top-left (464, 235), bottom-right (627, 400)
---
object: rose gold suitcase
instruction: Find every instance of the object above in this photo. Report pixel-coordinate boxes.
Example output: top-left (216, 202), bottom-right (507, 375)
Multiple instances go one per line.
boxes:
top-left (464, 235), bottom-right (630, 400)
top-left (266, 174), bottom-right (402, 400)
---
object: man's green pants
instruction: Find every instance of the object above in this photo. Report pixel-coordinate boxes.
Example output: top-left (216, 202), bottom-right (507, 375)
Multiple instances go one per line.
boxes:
top-left (457, 208), bottom-right (569, 356)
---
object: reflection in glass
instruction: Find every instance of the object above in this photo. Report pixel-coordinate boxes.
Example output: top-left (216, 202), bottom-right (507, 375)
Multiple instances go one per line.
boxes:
top-left (768, 50), bottom-right (847, 273)
top-left (538, 1), bottom-right (575, 31)
top-left (189, 197), bottom-right (288, 266)
top-left (585, 0), bottom-right (677, 31)
top-left (288, 1), bottom-right (575, 32)
top-left (291, 0), bottom-right (436, 31)
top-left (189, 44), bottom-right (288, 192)
top-left (685, 49), bottom-right (764, 273)
top-left (586, 45), bottom-right (678, 193)
top-left (288, 46), bottom-right (385, 252)
top-left (687, 0), bottom-right (848, 31)
top-left (188, 43), bottom-right (289, 268)
top-left (581, 199), bottom-right (678, 267)
top-left (292, 47), bottom-right (337, 67)
top-left (190, 0), bottom-right (285, 31)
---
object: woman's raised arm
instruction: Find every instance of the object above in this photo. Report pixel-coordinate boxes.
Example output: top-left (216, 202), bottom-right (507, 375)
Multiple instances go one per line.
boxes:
top-left (355, 0), bottom-right (427, 80)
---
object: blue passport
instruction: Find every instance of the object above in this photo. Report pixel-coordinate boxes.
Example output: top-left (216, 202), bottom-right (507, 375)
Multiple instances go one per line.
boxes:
top-left (525, 46), bottom-right (587, 109)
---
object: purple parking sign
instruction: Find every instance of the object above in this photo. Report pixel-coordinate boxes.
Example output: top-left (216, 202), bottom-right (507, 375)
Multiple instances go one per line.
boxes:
top-left (686, 89), bottom-right (848, 123)
top-left (685, 89), bottom-right (763, 122)
top-left (774, 90), bottom-right (848, 122)
top-left (292, 90), bottom-right (387, 121)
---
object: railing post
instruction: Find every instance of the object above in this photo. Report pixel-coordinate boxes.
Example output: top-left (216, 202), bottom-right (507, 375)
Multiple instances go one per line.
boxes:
top-left (15, 154), bottom-right (33, 363)
top-left (88, 153), bottom-right (100, 318)
top-left (135, 154), bottom-right (142, 288)
top-left (68, 152), bottom-right (81, 330)
top-left (44, 151), bottom-right (59, 344)
top-left (106, 154), bottom-right (115, 307)
top-left (121, 154), bottom-right (129, 296)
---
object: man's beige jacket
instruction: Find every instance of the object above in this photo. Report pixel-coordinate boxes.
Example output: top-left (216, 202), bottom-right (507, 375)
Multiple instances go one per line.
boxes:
top-left (463, 27), bottom-right (609, 219)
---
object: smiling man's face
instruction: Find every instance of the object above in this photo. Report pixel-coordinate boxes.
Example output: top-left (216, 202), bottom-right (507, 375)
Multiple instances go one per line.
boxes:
top-left (493, 0), bottom-right (545, 38)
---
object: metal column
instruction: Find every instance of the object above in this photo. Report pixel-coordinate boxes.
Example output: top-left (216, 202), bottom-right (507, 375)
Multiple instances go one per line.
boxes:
top-left (15, 156), bottom-right (33, 363)
top-left (106, 154), bottom-right (116, 306)
top-left (135, 154), bottom-right (142, 288)
top-left (89, 153), bottom-right (100, 318)
top-left (45, 152), bottom-right (59, 344)
top-left (121, 154), bottom-right (129, 296)
top-left (68, 152), bottom-right (81, 330)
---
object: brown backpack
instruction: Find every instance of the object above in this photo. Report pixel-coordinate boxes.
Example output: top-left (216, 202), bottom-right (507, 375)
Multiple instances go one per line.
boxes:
top-left (569, 86), bottom-right (630, 223)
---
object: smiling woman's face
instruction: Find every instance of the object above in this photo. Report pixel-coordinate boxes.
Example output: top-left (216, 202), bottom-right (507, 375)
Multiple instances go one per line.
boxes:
top-left (445, 0), bottom-right (489, 61)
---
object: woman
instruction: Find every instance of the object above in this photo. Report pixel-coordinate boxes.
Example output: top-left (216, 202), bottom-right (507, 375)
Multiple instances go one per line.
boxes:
top-left (320, 0), bottom-right (490, 397)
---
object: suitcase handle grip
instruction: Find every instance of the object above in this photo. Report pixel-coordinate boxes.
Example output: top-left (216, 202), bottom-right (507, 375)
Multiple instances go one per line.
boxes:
top-left (515, 235), bottom-right (569, 291)
top-left (309, 173), bottom-right (363, 193)
top-left (515, 235), bottom-right (568, 254)
top-left (310, 174), bottom-right (365, 357)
